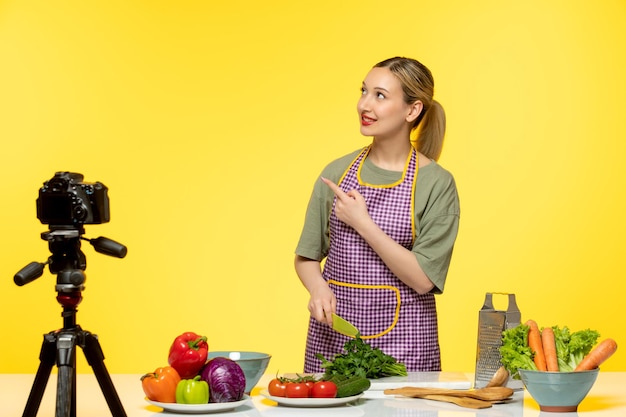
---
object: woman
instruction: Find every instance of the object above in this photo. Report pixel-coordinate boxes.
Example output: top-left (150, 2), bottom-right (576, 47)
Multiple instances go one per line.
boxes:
top-left (295, 57), bottom-right (460, 372)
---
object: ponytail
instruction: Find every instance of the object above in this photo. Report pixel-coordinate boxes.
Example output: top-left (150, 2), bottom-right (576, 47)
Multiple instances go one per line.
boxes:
top-left (413, 100), bottom-right (446, 161)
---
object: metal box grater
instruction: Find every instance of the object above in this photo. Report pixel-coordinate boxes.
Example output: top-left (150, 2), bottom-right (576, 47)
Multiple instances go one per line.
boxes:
top-left (474, 293), bottom-right (521, 388)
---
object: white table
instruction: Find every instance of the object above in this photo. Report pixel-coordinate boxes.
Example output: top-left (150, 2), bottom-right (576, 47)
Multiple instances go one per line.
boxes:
top-left (2, 372), bottom-right (625, 416)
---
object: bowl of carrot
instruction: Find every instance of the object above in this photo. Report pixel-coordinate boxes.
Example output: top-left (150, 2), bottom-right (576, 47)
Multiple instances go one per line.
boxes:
top-left (519, 368), bottom-right (599, 412)
top-left (501, 320), bottom-right (618, 412)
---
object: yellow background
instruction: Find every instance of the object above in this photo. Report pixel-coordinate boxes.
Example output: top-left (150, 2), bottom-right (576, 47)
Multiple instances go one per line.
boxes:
top-left (1, 0), bottom-right (625, 376)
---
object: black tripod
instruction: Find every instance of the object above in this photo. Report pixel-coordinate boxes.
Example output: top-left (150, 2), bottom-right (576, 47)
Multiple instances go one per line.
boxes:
top-left (15, 227), bottom-right (128, 417)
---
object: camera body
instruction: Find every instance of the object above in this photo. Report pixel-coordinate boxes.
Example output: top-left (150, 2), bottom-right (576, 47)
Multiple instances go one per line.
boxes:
top-left (37, 172), bottom-right (110, 226)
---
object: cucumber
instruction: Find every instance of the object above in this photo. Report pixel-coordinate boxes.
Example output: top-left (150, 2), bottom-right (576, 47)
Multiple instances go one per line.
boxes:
top-left (335, 376), bottom-right (371, 398)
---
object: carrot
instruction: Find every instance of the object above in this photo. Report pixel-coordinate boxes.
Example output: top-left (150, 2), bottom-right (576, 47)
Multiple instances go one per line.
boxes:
top-left (542, 327), bottom-right (559, 371)
top-left (526, 320), bottom-right (547, 371)
top-left (575, 338), bottom-right (618, 371)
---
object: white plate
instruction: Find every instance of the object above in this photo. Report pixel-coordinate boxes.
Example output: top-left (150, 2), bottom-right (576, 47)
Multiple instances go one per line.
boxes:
top-left (259, 390), bottom-right (363, 408)
top-left (145, 395), bottom-right (249, 414)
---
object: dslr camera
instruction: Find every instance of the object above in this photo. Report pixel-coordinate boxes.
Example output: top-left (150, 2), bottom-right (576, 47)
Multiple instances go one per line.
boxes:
top-left (36, 171), bottom-right (110, 226)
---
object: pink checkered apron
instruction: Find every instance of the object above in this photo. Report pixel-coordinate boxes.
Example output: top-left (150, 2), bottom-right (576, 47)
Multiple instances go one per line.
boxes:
top-left (303, 146), bottom-right (441, 373)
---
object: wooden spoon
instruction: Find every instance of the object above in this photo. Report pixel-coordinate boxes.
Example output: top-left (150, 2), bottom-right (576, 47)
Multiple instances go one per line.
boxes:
top-left (486, 366), bottom-right (510, 387)
top-left (384, 386), bottom-right (514, 402)
top-left (418, 394), bottom-right (493, 409)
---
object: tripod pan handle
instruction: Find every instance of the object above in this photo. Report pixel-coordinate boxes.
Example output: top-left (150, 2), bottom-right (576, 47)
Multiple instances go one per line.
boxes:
top-left (14, 261), bottom-right (46, 286)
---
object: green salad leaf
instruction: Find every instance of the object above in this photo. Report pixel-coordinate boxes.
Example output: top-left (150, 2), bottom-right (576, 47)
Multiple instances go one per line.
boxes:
top-left (552, 326), bottom-right (600, 372)
top-left (500, 323), bottom-right (537, 379)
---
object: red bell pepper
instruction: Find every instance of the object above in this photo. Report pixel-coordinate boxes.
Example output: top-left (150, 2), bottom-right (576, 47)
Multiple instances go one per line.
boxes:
top-left (168, 331), bottom-right (209, 379)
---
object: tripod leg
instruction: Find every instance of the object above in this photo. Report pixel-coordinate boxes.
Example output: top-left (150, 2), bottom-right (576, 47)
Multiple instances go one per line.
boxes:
top-left (82, 331), bottom-right (127, 417)
top-left (56, 332), bottom-right (77, 417)
top-left (22, 333), bottom-right (57, 417)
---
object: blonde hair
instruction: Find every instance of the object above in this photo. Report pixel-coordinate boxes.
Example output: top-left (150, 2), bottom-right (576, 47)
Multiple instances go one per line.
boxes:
top-left (374, 57), bottom-right (446, 161)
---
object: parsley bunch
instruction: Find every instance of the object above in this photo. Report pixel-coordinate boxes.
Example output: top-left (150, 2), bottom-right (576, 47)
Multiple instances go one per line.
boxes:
top-left (317, 336), bottom-right (408, 379)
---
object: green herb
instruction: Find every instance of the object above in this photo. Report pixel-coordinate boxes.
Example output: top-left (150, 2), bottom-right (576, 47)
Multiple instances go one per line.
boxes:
top-left (316, 336), bottom-right (408, 379)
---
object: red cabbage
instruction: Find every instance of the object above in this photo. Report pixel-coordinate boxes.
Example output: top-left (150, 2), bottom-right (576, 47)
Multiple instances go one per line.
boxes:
top-left (200, 357), bottom-right (246, 403)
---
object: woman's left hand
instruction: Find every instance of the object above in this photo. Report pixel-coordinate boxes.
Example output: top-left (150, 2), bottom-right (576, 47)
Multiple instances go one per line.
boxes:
top-left (321, 177), bottom-right (372, 231)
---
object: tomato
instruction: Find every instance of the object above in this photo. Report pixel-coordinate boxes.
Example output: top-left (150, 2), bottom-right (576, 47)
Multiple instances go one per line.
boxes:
top-left (311, 380), bottom-right (337, 398)
top-left (285, 382), bottom-right (311, 398)
top-left (268, 378), bottom-right (287, 397)
top-left (304, 380), bottom-right (315, 391)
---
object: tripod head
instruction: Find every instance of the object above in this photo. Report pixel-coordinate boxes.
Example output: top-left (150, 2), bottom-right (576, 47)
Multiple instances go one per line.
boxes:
top-left (13, 172), bottom-right (127, 306)
top-left (14, 226), bottom-right (127, 291)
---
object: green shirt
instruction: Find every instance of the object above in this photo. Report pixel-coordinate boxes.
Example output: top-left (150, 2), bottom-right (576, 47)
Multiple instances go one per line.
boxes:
top-left (295, 148), bottom-right (460, 293)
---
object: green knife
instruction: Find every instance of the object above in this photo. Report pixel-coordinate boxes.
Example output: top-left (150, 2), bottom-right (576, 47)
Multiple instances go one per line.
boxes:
top-left (331, 313), bottom-right (360, 337)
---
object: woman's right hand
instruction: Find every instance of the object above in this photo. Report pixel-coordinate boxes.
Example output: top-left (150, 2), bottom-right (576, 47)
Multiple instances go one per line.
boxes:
top-left (307, 283), bottom-right (336, 326)
top-left (295, 255), bottom-right (336, 327)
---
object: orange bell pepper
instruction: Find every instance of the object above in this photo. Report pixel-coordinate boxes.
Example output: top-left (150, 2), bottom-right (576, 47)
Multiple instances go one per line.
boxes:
top-left (141, 366), bottom-right (181, 403)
